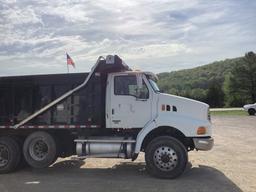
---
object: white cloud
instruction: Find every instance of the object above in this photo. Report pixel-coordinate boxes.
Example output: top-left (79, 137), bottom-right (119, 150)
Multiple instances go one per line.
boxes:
top-left (190, 11), bottom-right (226, 24)
top-left (88, 40), bottom-right (191, 59)
top-left (0, 0), bottom-right (16, 4)
top-left (41, 4), bottom-right (93, 23)
top-left (1, 6), bottom-right (42, 25)
top-left (0, 0), bottom-right (255, 76)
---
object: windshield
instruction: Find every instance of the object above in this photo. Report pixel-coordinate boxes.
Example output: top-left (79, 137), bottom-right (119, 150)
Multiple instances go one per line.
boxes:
top-left (148, 78), bottom-right (160, 92)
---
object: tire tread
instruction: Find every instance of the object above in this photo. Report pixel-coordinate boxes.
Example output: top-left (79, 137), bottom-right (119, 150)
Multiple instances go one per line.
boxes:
top-left (0, 137), bottom-right (21, 174)
top-left (145, 136), bottom-right (188, 179)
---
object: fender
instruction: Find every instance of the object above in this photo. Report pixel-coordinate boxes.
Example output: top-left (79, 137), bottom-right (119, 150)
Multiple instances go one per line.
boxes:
top-left (135, 119), bottom-right (157, 153)
top-left (134, 113), bottom-right (211, 153)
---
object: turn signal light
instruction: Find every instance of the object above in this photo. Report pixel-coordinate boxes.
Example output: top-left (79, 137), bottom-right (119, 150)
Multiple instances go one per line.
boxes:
top-left (197, 127), bottom-right (206, 135)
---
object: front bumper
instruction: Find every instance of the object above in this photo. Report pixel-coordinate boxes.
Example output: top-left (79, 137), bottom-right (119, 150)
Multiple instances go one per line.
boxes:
top-left (193, 137), bottom-right (214, 151)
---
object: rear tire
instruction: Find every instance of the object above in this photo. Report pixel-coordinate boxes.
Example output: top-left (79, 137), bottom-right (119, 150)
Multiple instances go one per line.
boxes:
top-left (23, 131), bottom-right (57, 168)
top-left (248, 108), bottom-right (255, 115)
top-left (0, 137), bottom-right (21, 174)
top-left (145, 136), bottom-right (188, 179)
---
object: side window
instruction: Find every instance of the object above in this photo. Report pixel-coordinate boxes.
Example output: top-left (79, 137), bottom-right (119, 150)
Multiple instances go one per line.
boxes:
top-left (138, 82), bottom-right (149, 99)
top-left (114, 75), bottom-right (149, 99)
top-left (114, 75), bottom-right (137, 96)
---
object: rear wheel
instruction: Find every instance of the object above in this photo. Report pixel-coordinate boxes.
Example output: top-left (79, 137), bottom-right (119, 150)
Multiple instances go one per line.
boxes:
top-left (145, 136), bottom-right (187, 179)
top-left (0, 137), bottom-right (21, 174)
top-left (23, 131), bottom-right (57, 168)
top-left (248, 108), bottom-right (255, 115)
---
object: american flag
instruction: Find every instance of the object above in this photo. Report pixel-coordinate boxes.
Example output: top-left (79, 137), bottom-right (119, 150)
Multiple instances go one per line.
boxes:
top-left (66, 53), bottom-right (75, 68)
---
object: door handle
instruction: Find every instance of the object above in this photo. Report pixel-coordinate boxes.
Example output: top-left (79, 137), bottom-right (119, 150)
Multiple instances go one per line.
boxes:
top-left (112, 120), bottom-right (121, 124)
top-left (112, 108), bottom-right (114, 115)
top-left (136, 98), bottom-right (147, 101)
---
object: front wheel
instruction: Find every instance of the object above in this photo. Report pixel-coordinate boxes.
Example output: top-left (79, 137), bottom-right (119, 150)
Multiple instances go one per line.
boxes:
top-left (248, 108), bottom-right (256, 116)
top-left (145, 136), bottom-right (188, 179)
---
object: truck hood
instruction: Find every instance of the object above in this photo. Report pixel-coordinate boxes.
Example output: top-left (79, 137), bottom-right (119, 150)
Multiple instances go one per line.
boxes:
top-left (158, 93), bottom-right (209, 121)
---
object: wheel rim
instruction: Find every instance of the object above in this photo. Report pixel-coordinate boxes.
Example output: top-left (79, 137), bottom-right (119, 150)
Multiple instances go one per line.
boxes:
top-left (0, 144), bottom-right (9, 167)
top-left (29, 139), bottom-right (49, 161)
top-left (153, 146), bottom-right (178, 171)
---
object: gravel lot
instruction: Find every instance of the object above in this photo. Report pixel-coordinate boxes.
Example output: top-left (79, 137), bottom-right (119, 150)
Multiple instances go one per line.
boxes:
top-left (0, 116), bottom-right (255, 192)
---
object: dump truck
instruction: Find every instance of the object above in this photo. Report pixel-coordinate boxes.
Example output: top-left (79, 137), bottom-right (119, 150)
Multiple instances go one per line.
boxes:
top-left (0, 55), bottom-right (213, 178)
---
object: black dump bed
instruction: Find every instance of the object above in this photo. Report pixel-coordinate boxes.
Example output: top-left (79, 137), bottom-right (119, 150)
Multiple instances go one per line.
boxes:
top-left (0, 55), bottom-right (131, 128)
top-left (0, 73), bottom-right (104, 127)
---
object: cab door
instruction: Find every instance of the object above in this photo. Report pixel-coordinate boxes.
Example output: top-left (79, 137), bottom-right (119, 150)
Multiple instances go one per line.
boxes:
top-left (107, 74), bottom-right (152, 128)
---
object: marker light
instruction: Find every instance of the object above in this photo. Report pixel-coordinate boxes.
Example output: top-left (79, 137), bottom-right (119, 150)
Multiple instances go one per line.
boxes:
top-left (197, 127), bottom-right (206, 135)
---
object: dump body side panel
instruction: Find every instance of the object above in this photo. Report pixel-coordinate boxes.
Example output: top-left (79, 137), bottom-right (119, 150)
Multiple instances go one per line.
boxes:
top-left (0, 73), bottom-right (104, 128)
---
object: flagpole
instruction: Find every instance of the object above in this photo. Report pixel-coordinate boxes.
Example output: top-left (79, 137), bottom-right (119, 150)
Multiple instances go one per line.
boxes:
top-left (66, 52), bottom-right (69, 73)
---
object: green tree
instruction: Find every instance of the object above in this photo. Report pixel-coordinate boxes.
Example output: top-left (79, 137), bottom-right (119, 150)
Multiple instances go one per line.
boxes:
top-left (206, 82), bottom-right (224, 107)
top-left (227, 51), bottom-right (256, 105)
top-left (157, 53), bottom-right (255, 107)
top-left (190, 88), bottom-right (207, 102)
top-left (223, 73), bottom-right (244, 107)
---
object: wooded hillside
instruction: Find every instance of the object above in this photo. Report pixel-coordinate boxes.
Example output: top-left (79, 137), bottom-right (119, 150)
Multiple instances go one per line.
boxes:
top-left (157, 52), bottom-right (256, 107)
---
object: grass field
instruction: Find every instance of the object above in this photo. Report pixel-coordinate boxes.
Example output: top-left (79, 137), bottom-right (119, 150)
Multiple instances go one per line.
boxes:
top-left (210, 110), bottom-right (247, 116)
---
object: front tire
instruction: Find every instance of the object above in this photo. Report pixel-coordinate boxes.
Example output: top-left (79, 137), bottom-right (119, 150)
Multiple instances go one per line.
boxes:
top-left (248, 108), bottom-right (256, 116)
top-left (23, 131), bottom-right (57, 168)
top-left (0, 137), bottom-right (21, 174)
top-left (145, 136), bottom-right (188, 179)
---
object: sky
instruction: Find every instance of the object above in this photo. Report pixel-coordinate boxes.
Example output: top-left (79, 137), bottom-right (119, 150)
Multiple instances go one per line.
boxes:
top-left (0, 0), bottom-right (255, 76)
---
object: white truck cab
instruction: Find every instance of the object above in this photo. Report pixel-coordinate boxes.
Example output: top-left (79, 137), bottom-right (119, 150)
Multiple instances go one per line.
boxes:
top-left (0, 55), bottom-right (213, 179)
top-left (106, 70), bottom-right (213, 152)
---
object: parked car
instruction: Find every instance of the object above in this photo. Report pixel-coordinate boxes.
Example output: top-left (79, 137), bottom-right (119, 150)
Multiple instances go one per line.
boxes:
top-left (243, 103), bottom-right (256, 115)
